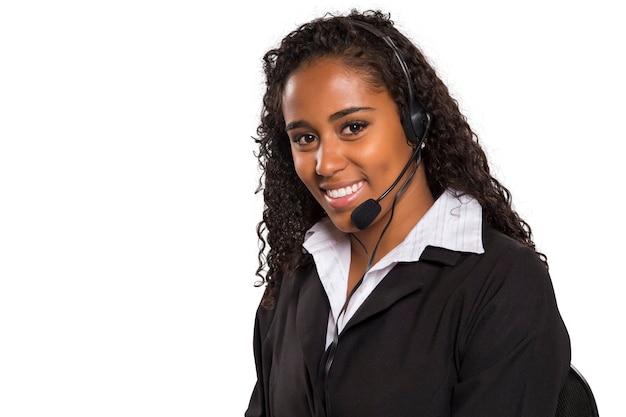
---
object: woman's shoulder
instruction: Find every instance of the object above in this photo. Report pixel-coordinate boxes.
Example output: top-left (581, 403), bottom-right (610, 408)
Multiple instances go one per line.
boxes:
top-left (481, 225), bottom-right (547, 271)
top-left (255, 255), bottom-right (321, 314)
top-left (465, 224), bottom-right (555, 305)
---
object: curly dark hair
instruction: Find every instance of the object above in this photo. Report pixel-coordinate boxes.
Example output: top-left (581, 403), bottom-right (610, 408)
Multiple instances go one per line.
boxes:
top-left (254, 9), bottom-right (546, 309)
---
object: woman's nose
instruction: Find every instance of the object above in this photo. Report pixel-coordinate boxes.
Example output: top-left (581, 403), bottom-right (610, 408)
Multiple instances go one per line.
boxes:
top-left (315, 137), bottom-right (346, 177)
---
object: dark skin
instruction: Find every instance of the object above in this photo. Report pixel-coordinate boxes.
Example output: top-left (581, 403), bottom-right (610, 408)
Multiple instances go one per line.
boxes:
top-left (282, 57), bottom-right (434, 294)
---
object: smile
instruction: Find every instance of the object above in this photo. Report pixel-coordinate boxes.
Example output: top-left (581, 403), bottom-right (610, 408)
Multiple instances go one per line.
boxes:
top-left (325, 181), bottom-right (364, 199)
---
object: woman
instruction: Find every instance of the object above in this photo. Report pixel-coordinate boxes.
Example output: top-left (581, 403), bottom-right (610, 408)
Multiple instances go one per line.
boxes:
top-left (246, 9), bottom-right (570, 417)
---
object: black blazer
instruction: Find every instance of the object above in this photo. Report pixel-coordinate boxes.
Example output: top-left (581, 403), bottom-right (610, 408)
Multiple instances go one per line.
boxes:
top-left (245, 226), bottom-right (571, 417)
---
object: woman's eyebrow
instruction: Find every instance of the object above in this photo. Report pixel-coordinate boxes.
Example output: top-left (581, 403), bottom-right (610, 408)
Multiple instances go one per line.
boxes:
top-left (328, 106), bottom-right (374, 122)
top-left (285, 120), bottom-right (309, 131)
top-left (286, 106), bottom-right (375, 131)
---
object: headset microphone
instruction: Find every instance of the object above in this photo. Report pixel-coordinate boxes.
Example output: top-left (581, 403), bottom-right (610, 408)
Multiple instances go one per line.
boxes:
top-left (350, 143), bottom-right (423, 230)
top-left (350, 200), bottom-right (381, 231)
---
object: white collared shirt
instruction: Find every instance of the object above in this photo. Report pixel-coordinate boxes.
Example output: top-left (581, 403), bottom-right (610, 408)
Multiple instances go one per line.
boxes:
top-left (302, 189), bottom-right (485, 349)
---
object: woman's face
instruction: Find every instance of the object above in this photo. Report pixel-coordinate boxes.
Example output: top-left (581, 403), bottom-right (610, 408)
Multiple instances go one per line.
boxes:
top-left (282, 58), bottom-right (416, 233)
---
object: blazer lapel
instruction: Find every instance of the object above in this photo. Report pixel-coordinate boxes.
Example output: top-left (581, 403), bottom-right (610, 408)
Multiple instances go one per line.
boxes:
top-left (343, 245), bottom-right (463, 332)
top-left (343, 262), bottom-right (424, 332)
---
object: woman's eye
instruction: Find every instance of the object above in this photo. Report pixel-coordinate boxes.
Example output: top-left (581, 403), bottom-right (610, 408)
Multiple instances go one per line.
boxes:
top-left (341, 121), bottom-right (368, 135)
top-left (293, 133), bottom-right (317, 146)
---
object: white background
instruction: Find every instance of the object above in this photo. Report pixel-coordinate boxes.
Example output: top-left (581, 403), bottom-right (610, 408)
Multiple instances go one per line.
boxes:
top-left (1, 1), bottom-right (623, 416)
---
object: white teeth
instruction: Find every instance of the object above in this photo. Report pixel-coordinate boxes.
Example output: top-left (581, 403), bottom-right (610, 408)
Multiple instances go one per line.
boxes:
top-left (326, 182), bottom-right (362, 199)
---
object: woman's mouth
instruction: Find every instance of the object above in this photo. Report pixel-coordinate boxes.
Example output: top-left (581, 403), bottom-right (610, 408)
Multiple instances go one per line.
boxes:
top-left (325, 181), bottom-right (364, 199)
top-left (323, 181), bottom-right (365, 209)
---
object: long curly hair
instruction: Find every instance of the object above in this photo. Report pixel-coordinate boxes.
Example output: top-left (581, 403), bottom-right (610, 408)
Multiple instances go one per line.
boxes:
top-left (254, 9), bottom-right (546, 309)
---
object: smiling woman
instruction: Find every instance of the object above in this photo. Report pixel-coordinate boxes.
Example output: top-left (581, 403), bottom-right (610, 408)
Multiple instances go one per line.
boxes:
top-left (283, 58), bottom-right (432, 240)
top-left (246, 9), bottom-right (570, 417)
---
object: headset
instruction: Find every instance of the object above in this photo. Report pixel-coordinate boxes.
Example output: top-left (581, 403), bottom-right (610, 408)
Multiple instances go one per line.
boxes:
top-left (350, 19), bottom-right (432, 146)
top-left (348, 19), bottom-right (433, 230)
